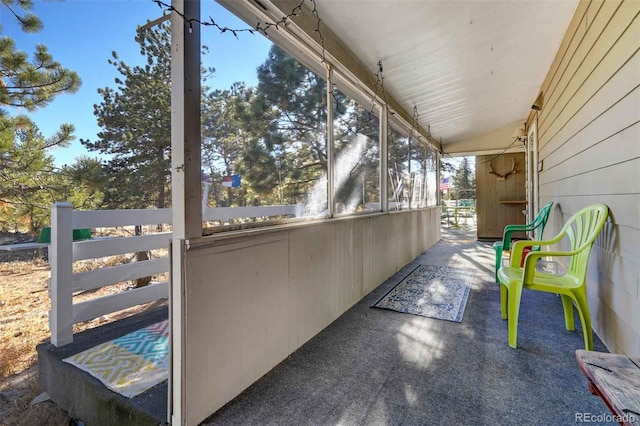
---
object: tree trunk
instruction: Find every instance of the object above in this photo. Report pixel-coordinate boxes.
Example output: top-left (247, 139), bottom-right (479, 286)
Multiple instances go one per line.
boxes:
top-left (134, 224), bottom-right (151, 288)
top-left (156, 161), bottom-right (165, 232)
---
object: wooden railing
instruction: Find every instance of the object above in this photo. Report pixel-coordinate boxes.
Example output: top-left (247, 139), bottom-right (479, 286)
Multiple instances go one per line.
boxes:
top-left (48, 202), bottom-right (301, 346)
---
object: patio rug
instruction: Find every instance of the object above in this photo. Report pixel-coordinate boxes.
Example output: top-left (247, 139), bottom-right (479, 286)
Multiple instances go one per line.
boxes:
top-left (372, 265), bottom-right (475, 322)
top-left (63, 320), bottom-right (169, 398)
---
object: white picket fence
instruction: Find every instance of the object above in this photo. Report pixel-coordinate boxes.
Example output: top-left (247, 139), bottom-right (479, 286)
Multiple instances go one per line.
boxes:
top-left (48, 202), bottom-right (301, 346)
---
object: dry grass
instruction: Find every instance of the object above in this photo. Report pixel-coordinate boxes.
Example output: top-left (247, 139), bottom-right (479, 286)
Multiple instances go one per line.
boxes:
top-left (0, 249), bottom-right (168, 425)
top-left (0, 259), bottom-right (55, 425)
top-left (0, 260), bottom-right (51, 379)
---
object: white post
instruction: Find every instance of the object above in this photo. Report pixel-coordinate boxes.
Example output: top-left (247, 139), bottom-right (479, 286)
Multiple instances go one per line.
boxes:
top-left (202, 181), bottom-right (210, 217)
top-left (326, 65), bottom-right (335, 217)
top-left (49, 202), bottom-right (74, 346)
top-left (526, 129), bottom-right (532, 224)
top-left (436, 151), bottom-right (441, 207)
top-left (531, 118), bottom-right (539, 236)
top-left (380, 105), bottom-right (388, 212)
top-left (170, 0), bottom-right (201, 424)
top-left (171, 1), bottom-right (202, 240)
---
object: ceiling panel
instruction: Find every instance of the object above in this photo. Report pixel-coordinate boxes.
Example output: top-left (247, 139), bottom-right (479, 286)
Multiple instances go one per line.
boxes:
top-left (313, 0), bottom-right (579, 145)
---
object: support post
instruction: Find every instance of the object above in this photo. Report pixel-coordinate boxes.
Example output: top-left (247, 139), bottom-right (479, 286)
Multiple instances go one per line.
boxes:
top-left (202, 181), bottom-right (210, 218)
top-left (326, 65), bottom-right (335, 217)
top-left (49, 202), bottom-right (74, 347)
top-left (531, 118), bottom-right (539, 237)
top-left (170, 0), bottom-right (201, 424)
top-left (171, 0), bottom-right (202, 241)
top-left (436, 150), bottom-right (441, 207)
top-left (526, 129), bottom-right (532, 224)
top-left (380, 105), bottom-right (388, 212)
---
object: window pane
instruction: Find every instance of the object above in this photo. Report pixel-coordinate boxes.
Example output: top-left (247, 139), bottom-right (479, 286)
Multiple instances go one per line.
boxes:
top-left (409, 143), bottom-right (426, 208)
top-left (387, 126), bottom-right (410, 210)
top-left (425, 147), bottom-right (438, 206)
top-left (333, 89), bottom-right (380, 214)
top-left (409, 142), bottom-right (438, 208)
top-left (201, 43), bottom-right (328, 226)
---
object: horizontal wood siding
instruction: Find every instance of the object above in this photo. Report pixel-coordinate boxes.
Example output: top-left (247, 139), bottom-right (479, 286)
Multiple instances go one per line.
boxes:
top-left (534, 0), bottom-right (639, 356)
top-left (182, 209), bottom-right (440, 425)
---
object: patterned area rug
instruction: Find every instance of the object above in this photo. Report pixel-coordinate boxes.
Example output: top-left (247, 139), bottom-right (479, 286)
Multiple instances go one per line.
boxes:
top-left (373, 265), bottom-right (475, 322)
top-left (64, 320), bottom-right (169, 398)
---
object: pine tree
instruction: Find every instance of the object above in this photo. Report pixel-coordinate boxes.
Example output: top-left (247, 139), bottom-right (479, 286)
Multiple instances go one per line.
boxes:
top-left (256, 45), bottom-right (328, 206)
top-left (202, 83), bottom-right (279, 209)
top-left (333, 91), bottom-right (380, 211)
top-left (81, 24), bottom-right (172, 209)
top-left (0, 0), bottom-right (80, 118)
top-left (450, 157), bottom-right (476, 200)
top-left (0, 0), bottom-right (82, 233)
top-left (0, 118), bottom-right (101, 232)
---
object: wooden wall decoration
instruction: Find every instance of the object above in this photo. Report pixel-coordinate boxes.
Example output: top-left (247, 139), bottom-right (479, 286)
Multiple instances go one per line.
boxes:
top-left (476, 153), bottom-right (527, 239)
top-left (488, 159), bottom-right (517, 180)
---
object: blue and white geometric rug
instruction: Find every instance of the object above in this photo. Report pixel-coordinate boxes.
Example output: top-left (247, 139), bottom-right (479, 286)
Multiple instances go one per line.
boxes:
top-left (63, 320), bottom-right (169, 398)
top-left (373, 265), bottom-right (475, 322)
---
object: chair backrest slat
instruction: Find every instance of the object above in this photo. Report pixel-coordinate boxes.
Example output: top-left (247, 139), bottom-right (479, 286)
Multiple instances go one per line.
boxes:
top-left (558, 204), bottom-right (609, 277)
top-left (535, 202), bottom-right (554, 241)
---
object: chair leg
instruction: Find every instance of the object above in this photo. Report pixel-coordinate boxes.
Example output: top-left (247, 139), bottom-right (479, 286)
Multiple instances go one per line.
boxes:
top-left (560, 294), bottom-right (575, 331)
top-left (507, 285), bottom-right (523, 348)
top-left (500, 284), bottom-right (508, 320)
top-left (494, 246), bottom-right (503, 283)
top-left (573, 291), bottom-right (593, 351)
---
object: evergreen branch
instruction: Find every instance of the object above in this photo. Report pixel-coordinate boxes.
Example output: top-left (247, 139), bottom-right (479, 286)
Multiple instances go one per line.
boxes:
top-left (296, 161), bottom-right (323, 170)
top-left (1, 1), bottom-right (42, 33)
top-left (4, 74), bottom-right (69, 90)
top-left (285, 177), bottom-right (317, 186)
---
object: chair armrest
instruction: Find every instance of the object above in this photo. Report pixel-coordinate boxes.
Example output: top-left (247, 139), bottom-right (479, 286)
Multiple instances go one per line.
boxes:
top-left (502, 222), bottom-right (541, 250)
top-left (509, 236), bottom-right (565, 268)
top-left (521, 250), bottom-right (577, 285)
top-left (504, 221), bottom-right (536, 230)
top-left (509, 240), bottom-right (538, 266)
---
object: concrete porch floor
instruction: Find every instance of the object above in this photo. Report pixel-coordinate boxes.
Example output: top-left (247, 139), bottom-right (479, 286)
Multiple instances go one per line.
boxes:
top-left (39, 225), bottom-right (614, 425)
top-left (37, 306), bottom-right (168, 425)
top-left (203, 225), bottom-right (612, 425)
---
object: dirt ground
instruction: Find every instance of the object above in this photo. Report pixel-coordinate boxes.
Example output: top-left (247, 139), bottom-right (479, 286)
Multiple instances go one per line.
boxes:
top-left (0, 232), bottom-right (167, 425)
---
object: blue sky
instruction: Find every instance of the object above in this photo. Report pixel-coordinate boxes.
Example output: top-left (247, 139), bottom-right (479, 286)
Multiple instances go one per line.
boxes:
top-left (4, 0), bottom-right (273, 166)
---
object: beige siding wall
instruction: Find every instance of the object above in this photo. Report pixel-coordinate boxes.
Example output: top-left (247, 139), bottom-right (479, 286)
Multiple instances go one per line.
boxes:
top-left (533, 0), bottom-right (639, 356)
top-left (182, 208), bottom-right (441, 425)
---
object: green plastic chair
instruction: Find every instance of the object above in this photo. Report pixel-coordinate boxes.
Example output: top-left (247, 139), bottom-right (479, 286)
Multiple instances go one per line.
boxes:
top-left (493, 202), bottom-right (553, 283)
top-left (497, 203), bottom-right (609, 350)
top-left (37, 227), bottom-right (92, 243)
